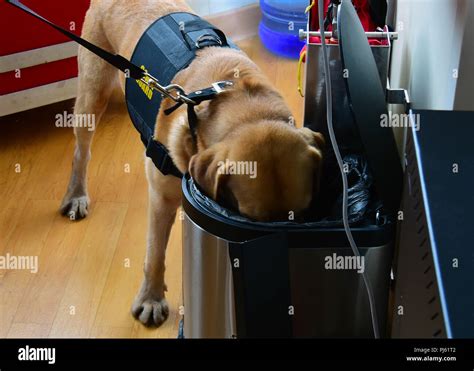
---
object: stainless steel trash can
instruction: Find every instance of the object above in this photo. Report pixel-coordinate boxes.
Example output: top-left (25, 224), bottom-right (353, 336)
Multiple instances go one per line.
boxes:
top-left (181, 176), bottom-right (395, 338)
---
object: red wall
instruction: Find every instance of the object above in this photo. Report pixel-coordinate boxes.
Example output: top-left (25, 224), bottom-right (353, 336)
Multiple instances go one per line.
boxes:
top-left (0, 0), bottom-right (91, 95)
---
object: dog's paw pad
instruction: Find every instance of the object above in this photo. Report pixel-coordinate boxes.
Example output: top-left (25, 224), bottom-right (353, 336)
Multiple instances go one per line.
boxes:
top-left (132, 296), bottom-right (169, 327)
top-left (60, 195), bottom-right (90, 220)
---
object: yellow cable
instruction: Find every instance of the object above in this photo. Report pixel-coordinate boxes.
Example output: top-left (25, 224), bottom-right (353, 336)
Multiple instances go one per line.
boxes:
top-left (299, 2), bottom-right (314, 97)
top-left (297, 49), bottom-right (306, 97)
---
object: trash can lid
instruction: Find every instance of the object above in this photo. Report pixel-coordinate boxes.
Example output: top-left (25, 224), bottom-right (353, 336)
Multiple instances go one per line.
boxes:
top-left (338, 0), bottom-right (403, 214)
top-left (181, 175), bottom-right (394, 246)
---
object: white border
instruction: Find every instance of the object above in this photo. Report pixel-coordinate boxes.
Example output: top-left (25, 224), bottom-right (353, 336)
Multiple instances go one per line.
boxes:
top-left (0, 41), bottom-right (78, 73)
top-left (0, 78), bottom-right (77, 117)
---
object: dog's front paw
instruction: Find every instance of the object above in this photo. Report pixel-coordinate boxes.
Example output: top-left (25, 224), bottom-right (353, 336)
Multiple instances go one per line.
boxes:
top-left (60, 194), bottom-right (90, 220)
top-left (132, 292), bottom-right (169, 327)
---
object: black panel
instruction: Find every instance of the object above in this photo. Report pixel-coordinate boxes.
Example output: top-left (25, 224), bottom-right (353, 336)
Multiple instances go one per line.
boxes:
top-left (413, 110), bottom-right (474, 338)
top-left (392, 131), bottom-right (446, 338)
top-left (229, 233), bottom-right (292, 338)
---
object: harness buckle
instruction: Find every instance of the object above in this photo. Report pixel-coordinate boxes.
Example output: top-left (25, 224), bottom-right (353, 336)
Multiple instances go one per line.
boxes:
top-left (141, 73), bottom-right (196, 105)
top-left (212, 80), bottom-right (234, 94)
top-left (165, 84), bottom-right (196, 105)
top-left (143, 73), bottom-right (233, 110)
top-left (195, 33), bottom-right (223, 48)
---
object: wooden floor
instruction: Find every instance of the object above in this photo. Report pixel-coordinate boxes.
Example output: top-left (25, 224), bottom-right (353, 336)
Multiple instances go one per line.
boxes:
top-left (0, 36), bottom-right (304, 338)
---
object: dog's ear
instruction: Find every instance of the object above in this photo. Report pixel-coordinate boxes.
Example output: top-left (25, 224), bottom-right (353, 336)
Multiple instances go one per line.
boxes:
top-left (298, 127), bottom-right (325, 151)
top-left (298, 128), bottom-right (325, 196)
top-left (189, 145), bottom-right (228, 200)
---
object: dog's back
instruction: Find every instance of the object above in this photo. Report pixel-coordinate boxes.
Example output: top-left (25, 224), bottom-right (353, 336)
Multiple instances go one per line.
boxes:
top-left (83, 0), bottom-right (192, 75)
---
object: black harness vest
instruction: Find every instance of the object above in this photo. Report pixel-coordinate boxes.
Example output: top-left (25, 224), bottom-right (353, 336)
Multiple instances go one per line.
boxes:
top-left (125, 12), bottom-right (239, 177)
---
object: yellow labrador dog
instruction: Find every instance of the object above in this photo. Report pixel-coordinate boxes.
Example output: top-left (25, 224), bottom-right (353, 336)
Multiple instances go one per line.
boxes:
top-left (60, 0), bottom-right (325, 327)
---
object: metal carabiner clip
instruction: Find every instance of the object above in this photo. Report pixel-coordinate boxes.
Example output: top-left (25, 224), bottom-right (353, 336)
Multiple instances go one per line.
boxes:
top-left (164, 84), bottom-right (196, 105)
top-left (141, 72), bottom-right (196, 105)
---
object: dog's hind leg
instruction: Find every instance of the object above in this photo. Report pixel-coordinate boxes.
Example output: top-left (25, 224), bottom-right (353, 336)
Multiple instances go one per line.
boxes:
top-left (60, 17), bottom-right (117, 220)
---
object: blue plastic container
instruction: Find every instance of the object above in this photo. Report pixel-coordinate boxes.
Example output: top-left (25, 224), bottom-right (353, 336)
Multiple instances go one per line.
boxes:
top-left (259, 0), bottom-right (308, 59)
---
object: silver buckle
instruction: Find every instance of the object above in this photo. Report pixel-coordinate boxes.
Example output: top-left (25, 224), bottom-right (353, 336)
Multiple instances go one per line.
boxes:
top-left (212, 80), bottom-right (234, 94)
top-left (140, 74), bottom-right (233, 106)
top-left (195, 34), bottom-right (222, 49)
top-left (141, 73), bottom-right (196, 105)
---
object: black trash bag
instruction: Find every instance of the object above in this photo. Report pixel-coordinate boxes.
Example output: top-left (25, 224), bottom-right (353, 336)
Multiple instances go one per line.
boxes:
top-left (327, 154), bottom-right (372, 221)
top-left (308, 153), bottom-right (373, 224)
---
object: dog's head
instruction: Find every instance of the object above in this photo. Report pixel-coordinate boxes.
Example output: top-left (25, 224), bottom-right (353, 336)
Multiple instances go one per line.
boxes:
top-left (189, 123), bottom-right (324, 221)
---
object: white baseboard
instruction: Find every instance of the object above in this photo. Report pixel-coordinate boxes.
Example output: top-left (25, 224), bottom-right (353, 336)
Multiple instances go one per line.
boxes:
top-left (0, 78), bottom-right (77, 117)
top-left (0, 41), bottom-right (78, 73)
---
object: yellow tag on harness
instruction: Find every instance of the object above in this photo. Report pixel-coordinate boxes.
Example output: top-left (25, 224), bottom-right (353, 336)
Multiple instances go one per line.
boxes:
top-left (136, 65), bottom-right (154, 100)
